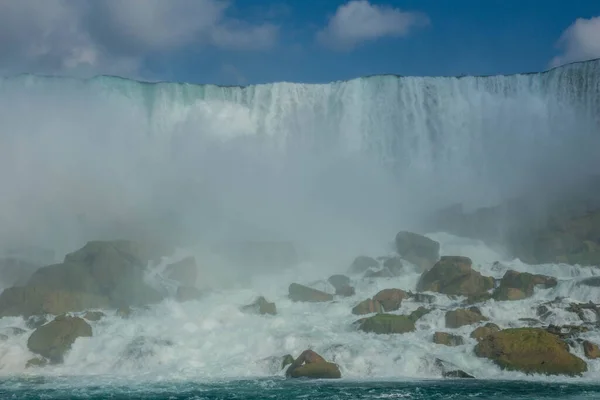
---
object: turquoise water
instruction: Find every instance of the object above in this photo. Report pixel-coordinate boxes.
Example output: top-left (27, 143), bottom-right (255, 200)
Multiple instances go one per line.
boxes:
top-left (1, 378), bottom-right (600, 399)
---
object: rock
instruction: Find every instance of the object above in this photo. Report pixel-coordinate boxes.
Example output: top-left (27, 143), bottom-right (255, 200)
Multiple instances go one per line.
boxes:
top-left (382, 256), bottom-right (404, 276)
top-left (348, 256), bottom-right (379, 274)
top-left (25, 357), bottom-right (48, 368)
top-left (165, 256), bottom-right (197, 286)
top-left (579, 277), bottom-right (600, 287)
top-left (434, 358), bottom-right (474, 379)
top-left (26, 315), bottom-right (48, 329)
top-left (493, 270), bottom-right (557, 301)
top-left (116, 307), bottom-right (132, 318)
top-left (433, 332), bottom-right (464, 346)
top-left (328, 275), bottom-right (350, 291)
top-left (363, 268), bottom-right (394, 278)
top-left (356, 314), bottom-right (416, 334)
top-left (0, 286), bottom-right (110, 318)
top-left (416, 256), bottom-right (494, 297)
top-left (445, 308), bottom-right (488, 328)
top-left (443, 370), bottom-right (475, 378)
top-left (241, 296), bottom-right (276, 315)
top-left (583, 340), bottom-right (600, 359)
top-left (545, 324), bottom-right (590, 339)
top-left (335, 285), bottom-right (355, 297)
top-left (409, 306), bottom-right (431, 322)
top-left (285, 349), bottom-right (341, 379)
top-left (288, 283), bottom-right (333, 302)
top-left (27, 315), bottom-right (92, 363)
top-left (395, 231), bottom-right (440, 271)
top-left (518, 318), bottom-right (542, 326)
top-left (470, 323), bottom-right (500, 341)
top-left (83, 311), bottom-right (105, 322)
top-left (566, 302), bottom-right (600, 322)
top-left (475, 328), bottom-right (587, 376)
top-left (352, 299), bottom-right (383, 315)
top-left (176, 286), bottom-right (204, 302)
top-left (411, 292), bottom-right (436, 304)
top-left (373, 289), bottom-right (409, 312)
top-left (281, 354), bottom-right (295, 370)
top-left (465, 292), bottom-right (493, 304)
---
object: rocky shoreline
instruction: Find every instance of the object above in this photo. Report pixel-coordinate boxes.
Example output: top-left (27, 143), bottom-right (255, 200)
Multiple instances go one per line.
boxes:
top-left (0, 205), bottom-right (599, 379)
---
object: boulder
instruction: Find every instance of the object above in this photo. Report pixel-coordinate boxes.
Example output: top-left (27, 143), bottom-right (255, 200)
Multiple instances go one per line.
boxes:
top-left (176, 286), bottom-right (204, 302)
top-left (82, 311), bottom-right (105, 322)
top-left (373, 289), bottom-right (408, 312)
top-left (241, 296), bottom-right (276, 315)
top-left (475, 328), bottom-right (587, 376)
top-left (165, 256), bottom-right (197, 285)
top-left (409, 306), bottom-right (431, 322)
top-left (470, 323), bottom-right (500, 341)
top-left (281, 354), bottom-right (295, 370)
top-left (382, 256), bottom-right (405, 276)
top-left (288, 283), bottom-right (333, 303)
top-left (356, 314), bottom-right (416, 334)
top-left (352, 299), bottom-right (383, 315)
top-left (285, 349), bottom-right (341, 379)
top-left (395, 231), bottom-right (440, 271)
top-left (27, 315), bottom-right (92, 363)
top-left (493, 270), bottom-right (557, 301)
top-left (583, 340), bottom-right (600, 359)
top-left (433, 332), bottom-right (464, 346)
top-left (434, 358), bottom-right (474, 379)
top-left (0, 286), bottom-right (110, 318)
top-left (25, 357), bottom-right (48, 368)
top-left (411, 292), bottom-right (436, 304)
top-left (417, 256), bottom-right (494, 297)
top-left (335, 285), bottom-right (356, 297)
top-left (348, 256), bottom-right (379, 274)
top-left (327, 275), bottom-right (350, 291)
top-left (26, 315), bottom-right (48, 330)
top-left (445, 308), bottom-right (488, 328)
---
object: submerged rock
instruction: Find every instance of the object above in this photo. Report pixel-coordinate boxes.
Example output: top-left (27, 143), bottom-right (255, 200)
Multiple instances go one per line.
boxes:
top-left (395, 231), bottom-right (440, 271)
top-left (27, 315), bottom-right (92, 363)
top-left (417, 256), bottom-right (494, 297)
top-left (288, 283), bottom-right (333, 302)
top-left (285, 349), bottom-right (341, 379)
top-left (445, 308), bottom-right (488, 328)
top-left (241, 296), bottom-right (276, 315)
top-left (356, 314), bottom-right (416, 334)
top-left (475, 328), bottom-right (587, 376)
top-left (26, 315), bottom-right (48, 330)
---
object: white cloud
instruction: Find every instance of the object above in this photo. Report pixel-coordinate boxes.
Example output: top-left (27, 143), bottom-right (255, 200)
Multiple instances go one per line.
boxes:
top-left (317, 0), bottom-right (429, 51)
top-left (551, 16), bottom-right (600, 67)
top-left (0, 0), bottom-right (279, 78)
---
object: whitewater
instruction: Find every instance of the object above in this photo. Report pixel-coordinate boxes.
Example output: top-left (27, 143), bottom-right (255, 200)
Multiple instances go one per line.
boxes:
top-left (1, 60), bottom-right (600, 397)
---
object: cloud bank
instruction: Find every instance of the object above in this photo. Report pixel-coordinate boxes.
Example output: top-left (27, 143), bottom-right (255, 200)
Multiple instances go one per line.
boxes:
top-left (551, 16), bottom-right (600, 67)
top-left (0, 0), bottom-right (278, 78)
top-left (317, 0), bottom-right (429, 51)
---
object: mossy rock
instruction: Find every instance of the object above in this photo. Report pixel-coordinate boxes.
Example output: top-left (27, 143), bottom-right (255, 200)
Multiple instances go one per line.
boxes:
top-left (287, 362), bottom-right (341, 379)
top-left (27, 315), bottom-right (92, 363)
top-left (288, 283), bottom-right (333, 303)
top-left (373, 289), bottom-right (409, 312)
top-left (475, 328), bottom-right (587, 376)
top-left (445, 309), bottom-right (488, 328)
top-left (433, 332), bottom-right (464, 346)
top-left (417, 256), bottom-right (494, 297)
top-left (357, 313), bottom-right (416, 334)
top-left (395, 231), bottom-right (440, 271)
top-left (352, 299), bottom-right (383, 315)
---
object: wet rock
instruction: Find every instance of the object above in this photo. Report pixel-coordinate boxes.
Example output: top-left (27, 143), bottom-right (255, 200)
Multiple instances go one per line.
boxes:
top-left (26, 315), bottom-right (48, 330)
top-left (373, 289), bottom-right (409, 312)
top-left (25, 357), bottom-right (48, 368)
top-left (579, 276), bottom-right (600, 287)
top-left (566, 302), bottom-right (600, 322)
top-left (475, 328), bottom-right (588, 376)
top-left (443, 370), bottom-right (475, 378)
top-left (382, 256), bottom-right (405, 276)
top-left (545, 324), bottom-right (590, 339)
top-left (288, 283), bottom-right (333, 303)
top-left (518, 318), bottom-right (542, 326)
top-left (434, 358), bottom-right (474, 379)
top-left (327, 275), bottom-right (350, 291)
top-left (348, 256), bottom-right (379, 274)
top-left (165, 256), bottom-right (197, 286)
top-left (465, 292), bottom-right (493, 305)
top-left (176, 286), bottom-right (204, 302)
top-left (410, 292), bottom-right (436, 304)
top-left (27, 315), bottom-right (92, 363)
top-left (82, 311), bottom-right (105, 322)
top-left (493, 270), bottom-right (557, 301)
top-left (285, 349), bottom-right (341, 379)
top-left (395, 231), bottom-right (440, 271)
top-left (445, 308), bottom-right (488, 328)
top-left (356, 314), bottom-right (416, 334)
top-left (417, 256), bottom-right (494, 297)
top-left (120, 336), bottom-right (173, 363)
top-left (433, 332), bottom-right (464, 346)
top-left (470, 323), bottom-right (501, 341)
top-left (583, 340), bottom-right (600, 359)
top-left (281, 354), bottom-right (295, 370)
top-left (352, 299), bottom-right (383, 315)
top-left (241, 296), bottom-right (276, 315)
top-left (335, 285), bottom-right (355, 297)
top-left (409, 306), bottom-right (431, 322)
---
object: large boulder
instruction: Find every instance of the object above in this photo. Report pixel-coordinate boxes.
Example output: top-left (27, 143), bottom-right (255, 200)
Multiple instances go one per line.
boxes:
top-left (356, 314), bottom-right (416, 334)
top-left (445, 308), bottom-right (488, 328)
top-left (470, 323), bottom-right (500, 341)
top-left (493, 270), bottom-right (557, 301)
top-left (475, 328), bottom-right (587, 375)
top-left (27, 315), bottom-right (92, 363)
top-left (372, 289), bottom-right (409, 312)
top-left (395, 231), bottom-right (440, 271)
top-left (285, 350), bottom-right (341, 379)
top-left (417, 256), bottom-right (494, 297)
top-left (0, 286), bottom-right (109, 318)
top-left (348, 256), bottom-right (379, 274)
top-left (165, 256), bottom-right (197, 285)
top-left (288, 283), bottom-right (333, 302)
top-left (328, 275), bottom-right (355, 297)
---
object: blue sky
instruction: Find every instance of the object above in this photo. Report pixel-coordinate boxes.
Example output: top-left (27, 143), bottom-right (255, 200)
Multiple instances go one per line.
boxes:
top-left (1, 0), bottom-right (600, 85)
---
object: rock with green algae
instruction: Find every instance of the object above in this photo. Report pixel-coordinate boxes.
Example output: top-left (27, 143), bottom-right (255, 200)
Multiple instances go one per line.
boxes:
top-left (475, 328), bottom-right (588, 376)
top-left (356, 313), bottom-right (416, 334)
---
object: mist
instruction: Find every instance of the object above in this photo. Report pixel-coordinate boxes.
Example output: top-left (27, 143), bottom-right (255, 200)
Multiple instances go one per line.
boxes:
top-left (0, 61), bottom-right (599, 280)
